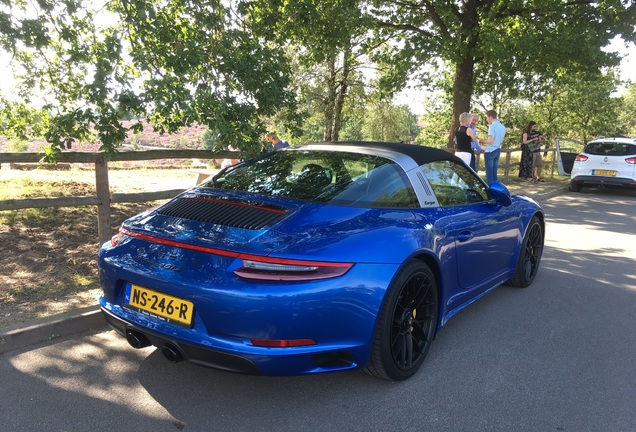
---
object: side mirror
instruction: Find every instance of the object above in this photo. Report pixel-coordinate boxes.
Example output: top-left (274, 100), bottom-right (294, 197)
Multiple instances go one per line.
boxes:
top-left (489, 181), bottom-right (512, 207)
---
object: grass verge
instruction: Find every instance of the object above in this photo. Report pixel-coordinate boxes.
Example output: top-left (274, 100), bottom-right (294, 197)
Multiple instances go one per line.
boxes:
top-left (0, 172), bottom-right (186, 328)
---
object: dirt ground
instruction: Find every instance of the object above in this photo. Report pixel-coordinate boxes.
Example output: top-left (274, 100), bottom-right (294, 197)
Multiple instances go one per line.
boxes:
top-left (0, 165), bottom-right (199, 328)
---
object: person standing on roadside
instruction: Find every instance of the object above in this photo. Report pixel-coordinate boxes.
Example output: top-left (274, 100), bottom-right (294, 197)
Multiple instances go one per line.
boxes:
top-left (265, 132), bottom-right (290, 150)
top-left (454, 112), bottom-right (477, 166)
top-left (468, 113), bottom-right (482, 171)
top-left (221, 145), bottom-right (240, 169)
top-left (519, 122), bottom-right (535, 181)
top-left (521, 121), bottom-right (545, 181)
top-left (478, 110), bottom-right (506, 185)
top-left (524, 122), bottom-right (545, 182)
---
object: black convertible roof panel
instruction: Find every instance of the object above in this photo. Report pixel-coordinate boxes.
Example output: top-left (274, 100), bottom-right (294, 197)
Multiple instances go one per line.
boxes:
top-left (308, 141), bottom-right (462, 166)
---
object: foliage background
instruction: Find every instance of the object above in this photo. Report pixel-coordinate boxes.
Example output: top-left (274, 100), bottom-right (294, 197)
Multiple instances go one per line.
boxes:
top-left (1, 0), bottom-right (635, 155)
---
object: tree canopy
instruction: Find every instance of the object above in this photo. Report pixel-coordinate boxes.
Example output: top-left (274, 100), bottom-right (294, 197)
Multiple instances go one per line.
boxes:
top-left (1, 0), bottom-right (635, 157)
top-left (367, 0), bottom-right (636, 147)
top-left (1, 0), bottom-right (300, 158)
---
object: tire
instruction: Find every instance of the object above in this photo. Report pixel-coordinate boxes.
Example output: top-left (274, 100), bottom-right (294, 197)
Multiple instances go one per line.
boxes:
top-left (570, 181), bottom-right (582, 192)
top-left (364, 259), bottom-right (438, 381)
top-left (508, 216), bottom-right (544, 288)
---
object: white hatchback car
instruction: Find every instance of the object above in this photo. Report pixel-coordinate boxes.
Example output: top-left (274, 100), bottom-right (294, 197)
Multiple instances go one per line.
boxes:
top-left (570, 137), bottom-right (636, 192)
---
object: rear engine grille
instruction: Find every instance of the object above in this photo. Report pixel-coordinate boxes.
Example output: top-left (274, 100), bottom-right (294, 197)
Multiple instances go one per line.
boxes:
top-left (158, 196), bottom-right (289, 230)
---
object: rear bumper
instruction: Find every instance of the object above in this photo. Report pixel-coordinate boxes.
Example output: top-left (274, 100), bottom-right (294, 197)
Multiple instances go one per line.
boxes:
top-left (571, 175), bottom-right (636, 189)
top-left (102, 306), bottom-right (262, 374)
top-left (100, 299), bottom-right (365, 376)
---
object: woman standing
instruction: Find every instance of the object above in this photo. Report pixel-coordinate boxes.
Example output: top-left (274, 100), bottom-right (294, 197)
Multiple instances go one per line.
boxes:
top-left (454, 112), bottom-right (477, 167)
top-left (520, 121), bottom-right (539, 181)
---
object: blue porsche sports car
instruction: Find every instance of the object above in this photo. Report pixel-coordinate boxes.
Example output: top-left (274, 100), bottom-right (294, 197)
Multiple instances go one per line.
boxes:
top-left (99, 142), bottom-right (544, 381)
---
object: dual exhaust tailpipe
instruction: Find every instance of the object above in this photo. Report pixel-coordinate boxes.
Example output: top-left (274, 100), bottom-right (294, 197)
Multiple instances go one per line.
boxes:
top-left (125, 329), bottom-right (184, 363)
top-left (161, 344), bottom-right (184, 363)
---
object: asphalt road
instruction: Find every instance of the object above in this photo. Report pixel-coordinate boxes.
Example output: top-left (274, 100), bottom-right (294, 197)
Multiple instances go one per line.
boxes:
top-left (2, 187), bottom-right (635, 432)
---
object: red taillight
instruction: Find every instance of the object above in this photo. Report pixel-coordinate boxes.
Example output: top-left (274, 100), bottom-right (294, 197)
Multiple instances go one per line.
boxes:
top-left (575, 154), bottom-right (589, 162)
top-left (626, 157), bottom-right (636, 164)
top-left (234, 258), bottom-right (353, 281)
top-left (116, 227), bottom-right (353, 281)
top-left (249, 338), bottom-right (317, 348)
top-left (110, 233), bottom-right (121, 247)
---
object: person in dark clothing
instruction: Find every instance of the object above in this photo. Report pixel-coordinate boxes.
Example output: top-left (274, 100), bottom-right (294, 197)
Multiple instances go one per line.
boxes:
top-left (454, 112), bottom-right (477, 166)
top-left (522, 121), bottom-right (545, 181)
top-left (519, 121), bottom-right (536, 181)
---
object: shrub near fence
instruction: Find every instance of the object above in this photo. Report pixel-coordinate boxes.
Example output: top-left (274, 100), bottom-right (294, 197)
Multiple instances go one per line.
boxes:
top-left (0, 147), bottom-right (559, 245)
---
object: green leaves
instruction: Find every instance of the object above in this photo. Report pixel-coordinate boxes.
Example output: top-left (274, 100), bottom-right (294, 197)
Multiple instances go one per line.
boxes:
top-left (1, 0), bottom-right (635, 157)
top-left (1, 0), bottom-right (301, 157)
top-left (0, 99), bottom-right (50, 141)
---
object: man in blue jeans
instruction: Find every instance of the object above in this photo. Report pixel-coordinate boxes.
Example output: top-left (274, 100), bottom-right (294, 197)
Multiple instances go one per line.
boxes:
top-left (479, 110), bottom-right (506, 185)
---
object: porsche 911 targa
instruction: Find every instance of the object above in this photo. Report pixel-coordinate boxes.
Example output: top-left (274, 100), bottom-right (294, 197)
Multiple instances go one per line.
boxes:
top-left (99, 142), bottom-right (544, 381)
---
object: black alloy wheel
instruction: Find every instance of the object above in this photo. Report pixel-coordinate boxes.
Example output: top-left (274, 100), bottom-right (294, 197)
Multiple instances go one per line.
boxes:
top-left (364, 259), bottom-right (438, 381)
top-left (508, 216), bottom-right (544, 288)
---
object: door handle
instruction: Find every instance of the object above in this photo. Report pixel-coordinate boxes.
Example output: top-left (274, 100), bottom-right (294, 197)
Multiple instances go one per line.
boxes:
top-left (457, 231), bottom-right (474, 242)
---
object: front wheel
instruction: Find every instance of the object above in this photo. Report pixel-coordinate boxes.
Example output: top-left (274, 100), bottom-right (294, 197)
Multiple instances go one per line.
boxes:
top-left (508, 216), bottom-right (544, 288)
top-left (364, 259), bottom-right (438, 381)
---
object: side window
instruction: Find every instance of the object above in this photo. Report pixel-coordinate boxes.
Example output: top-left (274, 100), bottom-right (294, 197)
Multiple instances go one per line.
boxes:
top-left (333, 162), bottom-right (419, 208)
top-left (421, 160), bottom-right (489, 207)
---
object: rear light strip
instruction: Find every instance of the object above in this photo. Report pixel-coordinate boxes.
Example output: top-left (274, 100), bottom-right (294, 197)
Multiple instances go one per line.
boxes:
top-left (117, 227), bottom-right (353, 281)
top-left (249, 338), bottom-right (317, 348)
top-left (576, 154), bottom-right (636, 164)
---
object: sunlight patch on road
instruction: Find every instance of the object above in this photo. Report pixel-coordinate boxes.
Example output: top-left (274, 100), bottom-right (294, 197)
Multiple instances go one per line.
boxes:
top-left (545, 221), bottom-right (636, 258)
top-left (543, 221), bottom-right (636, 291)
top-left (10, 332), bottom-right (177, 423)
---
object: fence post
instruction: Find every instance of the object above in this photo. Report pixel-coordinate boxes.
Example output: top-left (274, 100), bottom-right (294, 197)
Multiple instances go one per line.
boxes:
top-left (504, 150), bottom-right (511, 181)
top-left (95, 155), bottom-right (112, 246)
top-left (549, 148), bottom-right (556, 177)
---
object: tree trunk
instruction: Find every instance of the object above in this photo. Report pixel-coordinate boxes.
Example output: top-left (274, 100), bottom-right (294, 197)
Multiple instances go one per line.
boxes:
top-left (332, 42), bottom-right (352, 141)
top-left (323, 56), bottom-right (337, 141)
top-left (448, 54), bottom-right (474, 150)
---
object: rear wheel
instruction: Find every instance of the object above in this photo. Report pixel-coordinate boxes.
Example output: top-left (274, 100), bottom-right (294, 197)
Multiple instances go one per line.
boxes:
top-left (508, 216), bottom-right (544, 288)
top-left (364, 259), bottom-right (438, 381)
top-left (570, 181), bottom-right (582, 192)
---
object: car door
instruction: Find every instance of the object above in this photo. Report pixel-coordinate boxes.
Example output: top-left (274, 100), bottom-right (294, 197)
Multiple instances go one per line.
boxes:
top-left (556, 138), bottom-right (585, 176)
top-left (420, 161), bottom-right (520, 305)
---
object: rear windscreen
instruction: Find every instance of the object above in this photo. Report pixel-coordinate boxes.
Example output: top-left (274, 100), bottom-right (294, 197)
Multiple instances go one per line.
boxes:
top-left (584, 142), bottom-right (636, 156)
top-left (207, 150), bottom-right (420, 208)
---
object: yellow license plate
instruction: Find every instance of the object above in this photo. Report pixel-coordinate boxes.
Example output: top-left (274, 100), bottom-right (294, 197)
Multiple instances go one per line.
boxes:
top-left (593, 169), bottom-right (616, 176)
top-left (124, 283), bottom-right (194, 327)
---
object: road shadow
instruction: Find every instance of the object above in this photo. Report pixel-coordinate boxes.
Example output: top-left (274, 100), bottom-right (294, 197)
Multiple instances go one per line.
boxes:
top-left (130, 240), bottom-right (636, 431)
top-left (1, 332), bottom-right (185, 431)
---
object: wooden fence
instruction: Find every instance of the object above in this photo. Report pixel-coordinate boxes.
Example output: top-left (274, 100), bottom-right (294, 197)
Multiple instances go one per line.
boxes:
top-left (0, 146), bottom-right (558, 245)
top-left (0, 149), bottom-right (235, 245)
top-left (477, 147), bottom-right (558, 180)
